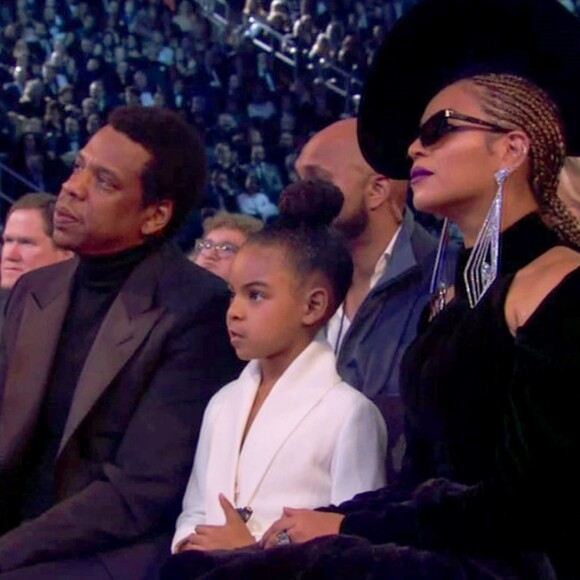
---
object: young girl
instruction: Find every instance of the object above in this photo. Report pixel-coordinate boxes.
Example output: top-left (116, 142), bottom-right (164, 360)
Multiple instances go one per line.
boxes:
top-left (170, 179), bottom-right (387, 555)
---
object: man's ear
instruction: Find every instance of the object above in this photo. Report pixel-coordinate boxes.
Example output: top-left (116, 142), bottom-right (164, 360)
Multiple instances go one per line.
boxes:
top-left (141, 200), bottom-right (174, 236)
top-left (367, 174), bottom-right (404, 223)
top-left (302, 286), bottom-right (330, 327)
top-left (366, 174), bottom-right (390, 211)
top-left (500, 130), bottom-right (530, 172)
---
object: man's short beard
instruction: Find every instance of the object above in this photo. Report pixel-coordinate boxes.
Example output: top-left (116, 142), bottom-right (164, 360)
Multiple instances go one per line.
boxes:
top-left (333, 206), bottom-right (368, 240)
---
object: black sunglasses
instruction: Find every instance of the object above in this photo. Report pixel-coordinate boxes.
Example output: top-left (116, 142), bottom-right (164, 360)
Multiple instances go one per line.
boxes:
top-left (418, 109), bottom-right (510, 147)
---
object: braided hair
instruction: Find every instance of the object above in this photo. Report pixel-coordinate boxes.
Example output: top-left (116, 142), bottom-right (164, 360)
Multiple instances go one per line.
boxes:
top-left (468, 73), bottom-right (580, 247)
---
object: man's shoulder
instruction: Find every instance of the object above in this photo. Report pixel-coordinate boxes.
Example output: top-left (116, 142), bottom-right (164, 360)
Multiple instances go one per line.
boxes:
top-left (148, 243), bottom-right (231, 311)
top-left (405, 213), bottom-right (438, 256)
top-left (8, 258), bottom-right (77, 303)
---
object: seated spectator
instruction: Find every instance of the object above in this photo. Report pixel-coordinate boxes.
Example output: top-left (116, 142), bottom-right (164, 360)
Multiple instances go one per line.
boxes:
top-left (246, 143), bottom-right (283, 202)
top-left (56, 84), bottom-right (74, 109)
top-left (40, 63), bottom-right (61, 100)
top-left (308, 32), bottom-right (331, 62)
top-left (242, 0), bottom-right (268, 25)
top-left (133, 69), bottom-right (154, 106)
top-left (18, 79), bottom-right (46, 119)
top-left (2, 65), bottom-right (27, 110)
top-left (56, 115), bottom-right (82, 160)
top-left (88, 79), bottom-right (114, 117)
top-left (206, 169), bottom-right (240, 213)
top-left (246, 82), bottom-right (276, 122)
top-left (211, 141), bottom-right (245, 186)
top-left (168, 180), bottom-right (386, 558)
top-left (85, 112), bottom-right (102, 137)
top-left (1, 193), bottom-right (73, 291)
top-left (4, 132), bottom-right (53, 201)
top-left (292, 14), bottom-right (317, 50)
top-left (325, 20), bottom-right (344, 59)
top-left (207, 113), bottom-right (239, 147)
top-left (172, 1), bottom-right (199, 34)
top-left (237, 173), bottom-right (278, 222)
top-left (123, 85), bottom-right (141, 107)
top-left (81, 97), bottom-right (98, 119)
top-left (191, 211), bottom-right (263, 281)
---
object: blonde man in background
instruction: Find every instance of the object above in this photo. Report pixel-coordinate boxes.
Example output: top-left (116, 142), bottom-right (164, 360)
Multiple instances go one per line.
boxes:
top-left (191, 211), bottom-right (263, 281)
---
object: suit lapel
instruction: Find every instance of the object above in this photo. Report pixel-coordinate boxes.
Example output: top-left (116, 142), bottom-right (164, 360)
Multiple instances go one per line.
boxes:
top-left (58, 247), bottom-right (167, 457)
top-left (0, 260), bottom-right (77, 466)
top-left (236, 337), bottom-right (340, 507)
top-left (58, 298), bottom-right (164, 456)
top-left (205, 362), bottom-right (261, 518)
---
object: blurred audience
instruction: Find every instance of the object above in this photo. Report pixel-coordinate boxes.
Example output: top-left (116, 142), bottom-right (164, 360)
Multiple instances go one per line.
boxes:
top-left (2, 0), bottom-right (574, 249)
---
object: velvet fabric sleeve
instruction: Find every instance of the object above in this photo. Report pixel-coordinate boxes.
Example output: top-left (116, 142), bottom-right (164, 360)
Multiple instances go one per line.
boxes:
top-left (340, 268), bottom-right (580, 562)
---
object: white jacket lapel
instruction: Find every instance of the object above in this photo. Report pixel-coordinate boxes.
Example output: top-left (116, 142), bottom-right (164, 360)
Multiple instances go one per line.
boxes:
top-left (236, 337), bottom-right (341, 507)
top-left (204, 361), bottom-right (261, 521)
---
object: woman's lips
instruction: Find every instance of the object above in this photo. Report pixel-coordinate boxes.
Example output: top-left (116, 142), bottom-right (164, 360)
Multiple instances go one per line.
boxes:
top-left (410, 167), bottom-right (433, 184)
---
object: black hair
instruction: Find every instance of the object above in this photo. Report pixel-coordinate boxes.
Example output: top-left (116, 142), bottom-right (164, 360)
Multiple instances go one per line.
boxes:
top-left (248, 178), bottom-right (353, 310)
top-left (108, 105), bottom-right (207, 238)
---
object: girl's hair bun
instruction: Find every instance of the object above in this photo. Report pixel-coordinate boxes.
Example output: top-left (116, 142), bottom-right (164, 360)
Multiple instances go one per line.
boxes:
top-left (277, 178), bottom-right (344, 228)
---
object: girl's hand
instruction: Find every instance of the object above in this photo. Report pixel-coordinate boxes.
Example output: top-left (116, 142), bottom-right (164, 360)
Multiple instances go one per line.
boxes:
top-left (180, 494), bottom-right (256, 552)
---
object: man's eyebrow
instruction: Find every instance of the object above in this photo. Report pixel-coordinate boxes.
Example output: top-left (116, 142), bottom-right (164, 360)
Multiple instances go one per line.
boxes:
top-left (94, 165), bottom-right (121, 183)
top-left (78, 152), bottom-right (122, 184)
top-left (3, 235), bottom-right (34, 243)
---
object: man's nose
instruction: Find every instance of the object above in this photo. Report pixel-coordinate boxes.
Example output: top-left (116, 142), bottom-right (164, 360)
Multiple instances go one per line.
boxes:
top-left (61, 167), bottom-right (89, 200)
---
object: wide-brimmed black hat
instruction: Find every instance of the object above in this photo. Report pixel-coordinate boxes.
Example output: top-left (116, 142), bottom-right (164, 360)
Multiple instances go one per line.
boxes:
top-left (358, 0), bottom-right (580, 179)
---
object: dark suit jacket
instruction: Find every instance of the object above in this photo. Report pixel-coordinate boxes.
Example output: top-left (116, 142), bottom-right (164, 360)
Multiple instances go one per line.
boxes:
top-left (0, 242), bottom-right (242, 573)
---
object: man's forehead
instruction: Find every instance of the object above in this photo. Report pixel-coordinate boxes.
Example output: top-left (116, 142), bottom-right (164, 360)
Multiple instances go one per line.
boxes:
top-left (82, 125), bottom-right (152, 174)
top-left (5, 209), bottom-right (48, 236)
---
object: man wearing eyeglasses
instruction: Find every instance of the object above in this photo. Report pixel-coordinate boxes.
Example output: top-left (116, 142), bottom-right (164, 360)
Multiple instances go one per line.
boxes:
top-left (192, 212), bottom-right (263, 281)
top-left (295, 118), bottom-right (439, 481)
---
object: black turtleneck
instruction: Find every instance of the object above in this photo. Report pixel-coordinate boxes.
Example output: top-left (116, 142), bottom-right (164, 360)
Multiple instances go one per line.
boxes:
top-left (20, 242), bottom-right (154, 520)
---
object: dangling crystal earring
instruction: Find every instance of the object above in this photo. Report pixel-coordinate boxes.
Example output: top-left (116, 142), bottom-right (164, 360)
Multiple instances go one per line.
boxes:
top-left (463, 168), bottom-right (511, 309)
top-left (429, 217), bottom-right (451, 318)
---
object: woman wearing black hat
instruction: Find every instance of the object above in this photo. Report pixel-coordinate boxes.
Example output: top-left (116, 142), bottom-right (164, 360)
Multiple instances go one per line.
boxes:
top-left (160, 0), bottom-right (580, 577)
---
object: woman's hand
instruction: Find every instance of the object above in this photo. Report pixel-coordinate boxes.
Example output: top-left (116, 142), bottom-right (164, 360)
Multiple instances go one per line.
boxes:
top-left (178, 494), bottom-right (256, 552)
top-left (260, 508), bottom-right (344, 549)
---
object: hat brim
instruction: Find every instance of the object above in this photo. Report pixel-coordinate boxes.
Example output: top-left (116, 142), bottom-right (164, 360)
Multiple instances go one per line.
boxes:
top-left (358, 0), bottom-right (580, 178)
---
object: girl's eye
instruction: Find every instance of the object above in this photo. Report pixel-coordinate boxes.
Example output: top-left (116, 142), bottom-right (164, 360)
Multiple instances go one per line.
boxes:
top-left (249, 290), bottom-right (264, 302)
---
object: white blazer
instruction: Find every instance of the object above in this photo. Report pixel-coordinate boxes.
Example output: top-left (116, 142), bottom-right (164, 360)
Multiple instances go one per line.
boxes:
top-left (171, 336), bottom-right (387, 551)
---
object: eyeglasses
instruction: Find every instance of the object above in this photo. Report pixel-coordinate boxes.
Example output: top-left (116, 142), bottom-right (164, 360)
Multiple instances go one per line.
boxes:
top-left (418, 109), bottom-right (510, 147)
top-left (194, 239), bottom-right (240, 257)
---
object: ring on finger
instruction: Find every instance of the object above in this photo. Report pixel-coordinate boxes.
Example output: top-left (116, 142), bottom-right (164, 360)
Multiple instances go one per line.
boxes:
top-left (276, 530), bottom-right (292, 545)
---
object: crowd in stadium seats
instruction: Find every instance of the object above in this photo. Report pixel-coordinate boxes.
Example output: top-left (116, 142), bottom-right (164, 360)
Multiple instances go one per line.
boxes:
top-left (0, 0), bottom-right (418, 243)
top-left (1, 0), bottom-right (579, 240)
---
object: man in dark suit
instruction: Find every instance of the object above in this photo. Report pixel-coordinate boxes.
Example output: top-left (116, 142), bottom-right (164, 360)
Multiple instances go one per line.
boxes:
top-left (0, 106), bottom-right (242, 578)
